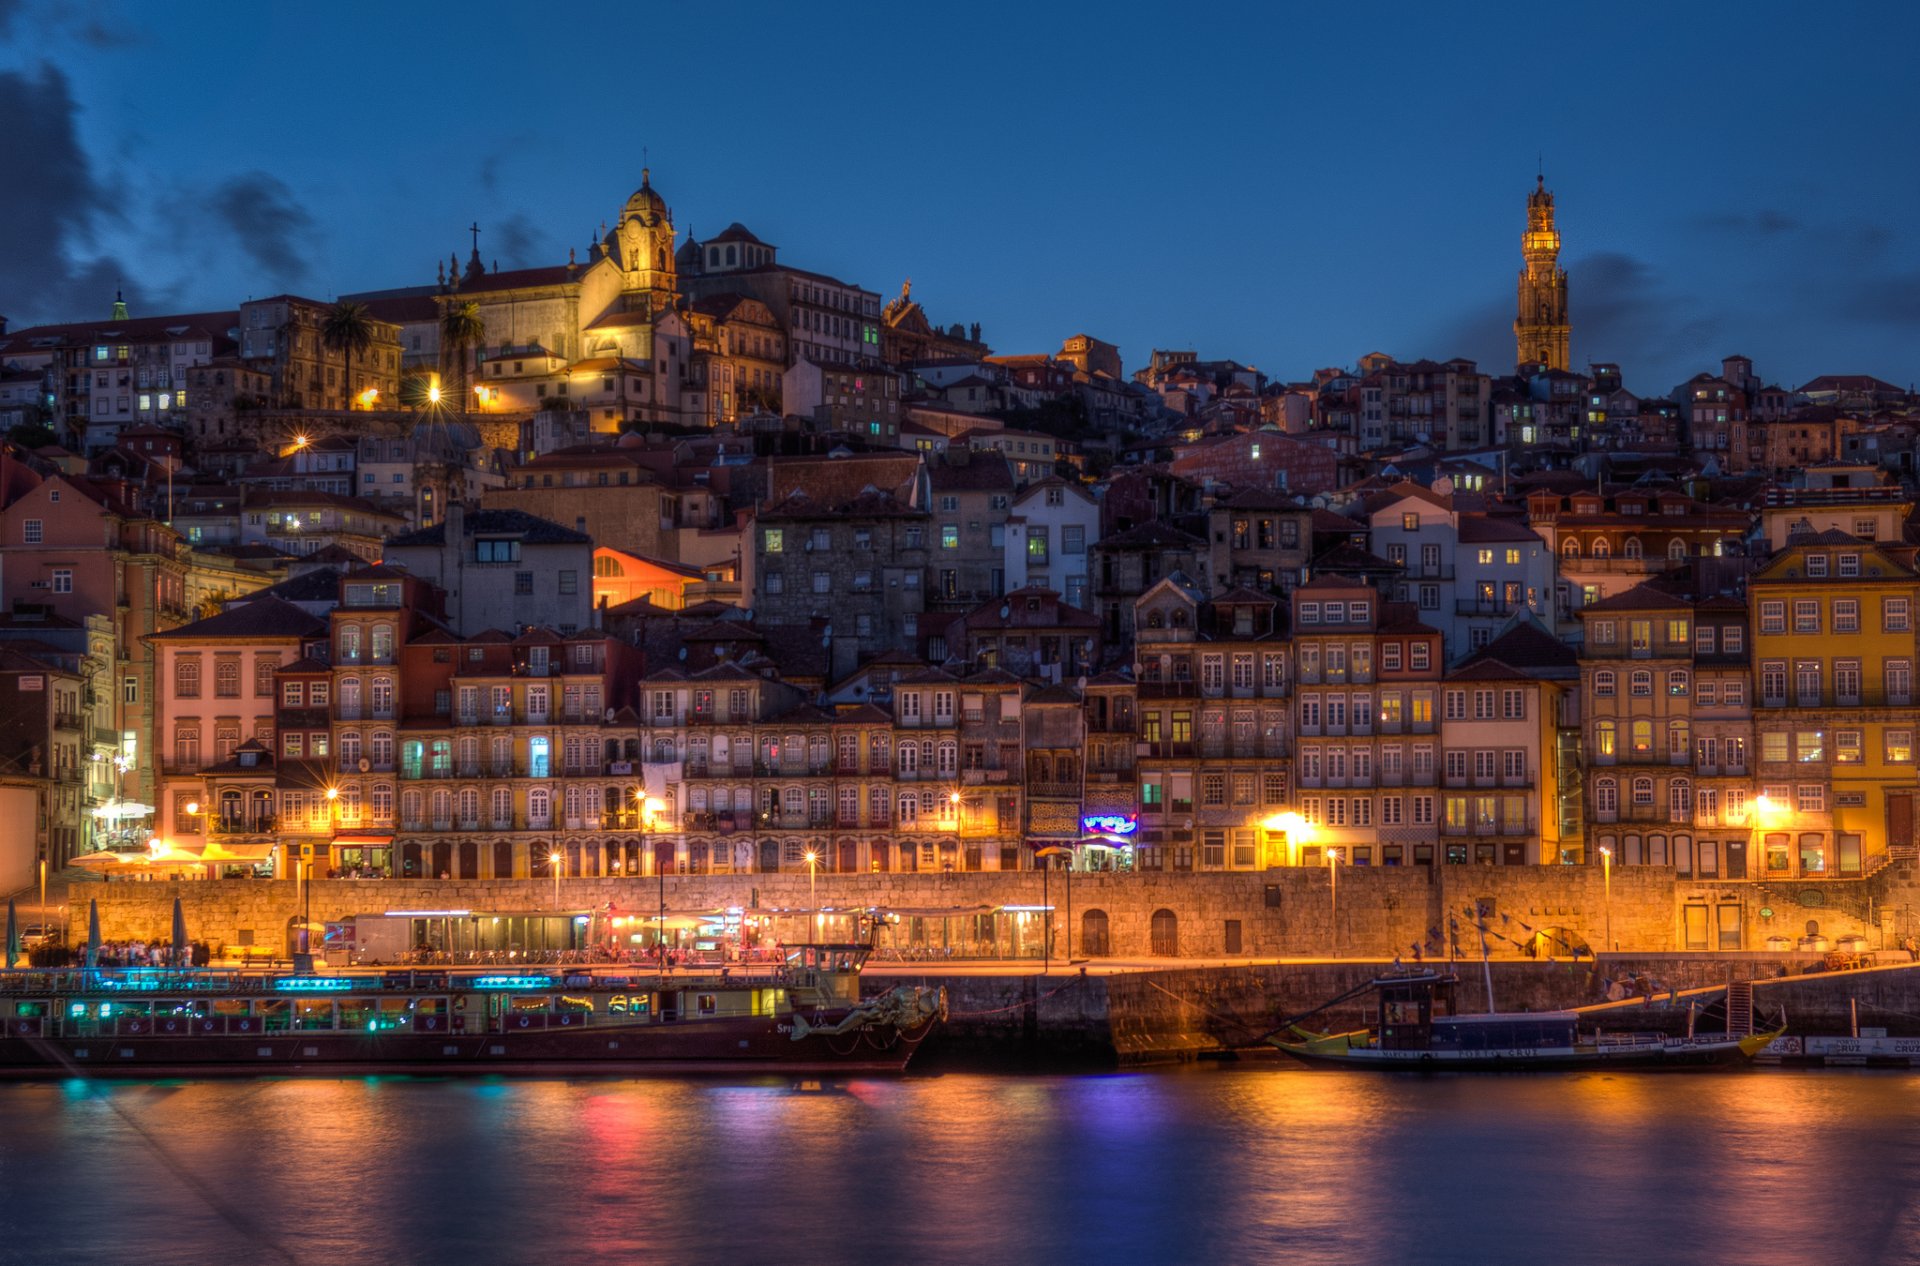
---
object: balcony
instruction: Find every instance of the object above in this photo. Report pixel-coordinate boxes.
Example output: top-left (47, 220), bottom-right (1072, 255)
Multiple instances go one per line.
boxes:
top-left (961, 768), bottom-right (1010, 785)
top-left (209, 815), bottom-right (276, 836)
top-left (53, 711), bottom-right (84, 732)
top-left (1087, 716), bottom-right (1136, 735)
top-left (1028, 781), bottom-right (1081, 799)
top-left (1441, 818), bottom-right (1532, 838)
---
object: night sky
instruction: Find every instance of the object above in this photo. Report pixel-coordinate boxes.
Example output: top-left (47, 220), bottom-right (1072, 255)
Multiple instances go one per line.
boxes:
top-left (4, 0), bottom-right (1916, 396)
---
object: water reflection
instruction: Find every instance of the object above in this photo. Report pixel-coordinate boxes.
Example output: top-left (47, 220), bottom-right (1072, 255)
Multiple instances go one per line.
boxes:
top-left (1, 1069), bottom-right (1916, 1266)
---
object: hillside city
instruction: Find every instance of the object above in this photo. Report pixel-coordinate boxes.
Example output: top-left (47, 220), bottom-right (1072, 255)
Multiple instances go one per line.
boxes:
top-left (0, 169), bottom-right (1915, 936)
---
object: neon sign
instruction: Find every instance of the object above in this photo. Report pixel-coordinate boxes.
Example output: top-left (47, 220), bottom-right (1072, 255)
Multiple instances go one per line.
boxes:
top-left (1081, 814), bottom-right (1138, 836)
top-left (473, 975), bottom-right (554, 990)
top-left (273, 976), bottom-right (353, 991)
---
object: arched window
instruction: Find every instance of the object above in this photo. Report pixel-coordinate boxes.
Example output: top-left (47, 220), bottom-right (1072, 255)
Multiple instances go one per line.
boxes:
top-left (1630, 670), bottom-right (1653, 696)
top-left (898, 794), bottom-right (918, 824)
top-left (1562, 538), bottom-right (1581, 558)
top-left (529, 787), bottom-right (551, 826)
top-left (401, 789), bottom-right (423, 827)
top-left (339, 624), bottom-right (361, 663)
top-left (1594, 670), bottom-right (1616, 697)
top-left (458, 788), bottom-right (479, 826)
top-left (371, 784), bottom-right (393, 823)
top-left (1669, 719), bottom-right (1690, 758)
top-left (1631, 776), bottom-right (1655, 805)
top-left (1595, 721), bottom-right (1617, 759)
top-left (339, 676), bottom-right (361, 718)
top-left (1668, 538), bottom-right (1688, 561)
top-left (214, 660), bottom-right (240, 697)
top-left (1631, 720), bottom-right (1653, 754)
top-left (1150, 909), bottom-right (1179, 956)
top-left (1667, 669), bottom-right (1690, 697)
top-left (175, 658), bottom-right (200, 698)
top-left (1623, 537), bottom-right (1642, 559)
top-left (1670, 779), bottom-right (1692, 820)
top-left (1082, 909), bottom-right (1111, 957)
top-left (1591, 538), bottom-right (1612, 559)
top-left (492, 787), bottom-right (512, 826)
top-left (370, 623), bottom-right (394, 662)
top-left (594, 554), bottom-right (620, 577)
top-left (1594, 778), bottom-right (1618, 814)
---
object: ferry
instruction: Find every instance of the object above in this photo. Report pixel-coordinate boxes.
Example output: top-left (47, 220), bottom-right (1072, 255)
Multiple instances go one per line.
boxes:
top-left (0, 944), bottom-right (946, 1078)
top-left (1268, 971), bottom-right (1781, 1071)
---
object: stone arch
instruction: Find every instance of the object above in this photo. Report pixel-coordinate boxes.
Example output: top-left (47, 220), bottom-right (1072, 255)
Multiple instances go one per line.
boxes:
top-left (1150, 908), bottom-right (1178, 956)
top-left (1082, 908), bottom-right (1111, 957)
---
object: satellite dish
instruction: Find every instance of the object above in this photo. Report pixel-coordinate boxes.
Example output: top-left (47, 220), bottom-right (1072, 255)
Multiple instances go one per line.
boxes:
top-left (604, 707), bottom-right (615, 722)
top-left (357, 758), bottom-right (371, 773)
top-left (1000, 605), bottom-right (1011, 620)
top-left (678, 647), bottom-right (687, 659)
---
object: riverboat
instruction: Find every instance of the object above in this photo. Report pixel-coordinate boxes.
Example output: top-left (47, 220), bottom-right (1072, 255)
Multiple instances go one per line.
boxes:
top-left (1268, 972), bottom-right (1780, 1071)
top-left (0, 944), bottom-right (946, 1078)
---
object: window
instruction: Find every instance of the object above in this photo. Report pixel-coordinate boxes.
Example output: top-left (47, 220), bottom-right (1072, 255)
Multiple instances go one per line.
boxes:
top-left (1630, 671), bottom-right (1652, 697)
top-left (50, 569), bottom-right (72, 593)
top-left (1886, 598), bottom-right (1911, 633)
top-left (1797, 784), bottom-right (1825, 814)
top-left (22, 519), bottom-right (41, 545)
top-left (175, 658), bottom-right (200, 699)
top-left (1887, 731), bottom-right (1914, 763)
top-left (1759, 602), bottom-right (1786, 635)
top-left (1796, 731), bottom-right (1823, 763)
top-left (1667, 670), bottom-right (1689, 697)
top-left (1594, 670), bottom-right (1616, 697)
top-left (940, 525), bottom-right (959, 550)
top-left (475, 538), bottom-right (520, 563)
top-left (1594, 779), bottom-right (1617, 815)
top-left (1595, 721), bottom-right (1616, 758)
top-left (558, 571), bottom-right (578, 595)
top-left (514, 572), bottom-right (534, 595)
top-left (214, 660), bottom-right (240, 698)
top-left (1793, 601), bottom-right (1819, 634)
top-left (812, 572), bottom-right (831, 594)
top-left (1835, 731), bottom-right (1863, 764)
top-left (1834, 599), bottom-right (1859, 634)
top-left (1631, 777), bottom-right (1655, 806)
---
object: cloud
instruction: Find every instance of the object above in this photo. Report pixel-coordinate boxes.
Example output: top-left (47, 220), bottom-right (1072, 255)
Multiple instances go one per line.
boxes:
top-left (209, 172), bottom-right (314, 289)
top-left (0, 63), bottom-right (152, 325)
top-left (1693, 209), bottom-right (1801, 236)
top-left (0, 0), bottom-right (22, 37)
top-left (492, 212), bottom-right (547, 269)
top-left (1834, 269), bottom-right (1920, 327)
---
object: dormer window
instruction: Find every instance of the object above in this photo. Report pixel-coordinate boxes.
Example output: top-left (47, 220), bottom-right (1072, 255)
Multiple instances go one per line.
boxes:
top-left (1806, 555), bottom-right (1828, 578)
top-left (1838, 554), bottom-right (1860, 578)
top-left (476, 538), bottom-right (520, 563)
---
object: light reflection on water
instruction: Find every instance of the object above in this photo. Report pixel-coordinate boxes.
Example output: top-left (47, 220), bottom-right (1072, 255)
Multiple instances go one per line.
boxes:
top-left (2, 1069), bottom-right (1918, 1266)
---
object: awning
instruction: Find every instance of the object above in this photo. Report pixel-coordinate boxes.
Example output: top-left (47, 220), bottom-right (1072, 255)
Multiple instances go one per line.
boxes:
top-left (330, 835), bottom-right (394, 847)
top-left (91, 801), bottom-right (155, 821)
top-left (197, 841), bottom-right (276, 863)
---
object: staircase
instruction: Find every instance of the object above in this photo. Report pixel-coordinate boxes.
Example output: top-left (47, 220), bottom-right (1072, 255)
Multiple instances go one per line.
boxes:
top-left (1726, 980), bottom-right (1754, 1037)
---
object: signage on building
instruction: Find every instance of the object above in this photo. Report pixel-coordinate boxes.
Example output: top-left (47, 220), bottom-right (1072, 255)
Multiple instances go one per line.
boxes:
top-left (1081, 814), bottom-right (1138, 836)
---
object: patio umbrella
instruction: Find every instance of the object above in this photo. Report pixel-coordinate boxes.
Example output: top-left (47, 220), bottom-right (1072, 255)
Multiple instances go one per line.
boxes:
top-left (5, 897), bottom-right (16, 969)
top-left (172, 897), bottom-right (188, 968)
top-left (85, 899), bottom-right (100, 970)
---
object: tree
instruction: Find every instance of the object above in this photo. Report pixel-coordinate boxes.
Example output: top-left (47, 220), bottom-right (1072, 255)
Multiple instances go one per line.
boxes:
top-left (320, 300), bottom-right (376, 411)
top-left (440, 301), bottom-right (487, 415)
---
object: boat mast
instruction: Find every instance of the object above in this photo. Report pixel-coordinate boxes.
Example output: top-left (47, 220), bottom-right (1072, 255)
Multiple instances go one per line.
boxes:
top-left (1474, 905), bottom-right (1496, 1015)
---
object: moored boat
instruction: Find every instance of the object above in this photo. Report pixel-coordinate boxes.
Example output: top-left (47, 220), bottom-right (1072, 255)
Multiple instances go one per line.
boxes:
top-left (1268, 971), bottom-right (1780, 1071)
top-left (0, 943), bottom-right (946, 1078)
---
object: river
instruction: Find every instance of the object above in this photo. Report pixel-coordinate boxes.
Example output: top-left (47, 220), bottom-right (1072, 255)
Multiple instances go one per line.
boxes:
top-left (1, 1067), bottom-right (1916, 1266)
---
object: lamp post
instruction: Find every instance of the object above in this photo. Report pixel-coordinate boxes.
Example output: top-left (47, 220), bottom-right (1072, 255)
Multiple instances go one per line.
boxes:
top-left (549, 849), bottom-right (564, 910)
top-left (640, 796), bottom-right (666, 969)
top-left (1599, 845), bottom-right (1613, 953)
top-left (1327, 847), bottom-right (1343, 956)
top-left (803, 850), bottom-right (820, 946)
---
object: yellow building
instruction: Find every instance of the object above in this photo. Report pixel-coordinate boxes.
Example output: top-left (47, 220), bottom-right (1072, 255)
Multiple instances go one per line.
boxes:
top-left (1749, 532), bottom-right (1920, 879)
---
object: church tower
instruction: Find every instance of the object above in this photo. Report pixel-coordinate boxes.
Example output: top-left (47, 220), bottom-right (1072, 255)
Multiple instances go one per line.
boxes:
top-left (605, 168), bottom-right (678, 316)
top-left (1514, 175), bottom-right (1570, 371)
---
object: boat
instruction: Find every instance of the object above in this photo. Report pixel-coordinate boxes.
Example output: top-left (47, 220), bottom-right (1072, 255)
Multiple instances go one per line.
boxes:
top-left (0, 943), bottom-right (946, 1078)
top-left (1268, 971), bottom-right (1781, 1071)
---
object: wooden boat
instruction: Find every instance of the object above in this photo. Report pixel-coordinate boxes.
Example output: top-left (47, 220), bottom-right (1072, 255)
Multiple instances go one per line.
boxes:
top-left (0, 944), bottom-right (945, 1078)
top-left (1268, 971), bottom-right (1781, 1071)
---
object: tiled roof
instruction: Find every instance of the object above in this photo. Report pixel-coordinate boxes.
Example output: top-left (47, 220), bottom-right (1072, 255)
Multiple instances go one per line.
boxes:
top-left (386, 508), bottom-right (589, 547)
top-left (148, 596), bottom-right (326, 641)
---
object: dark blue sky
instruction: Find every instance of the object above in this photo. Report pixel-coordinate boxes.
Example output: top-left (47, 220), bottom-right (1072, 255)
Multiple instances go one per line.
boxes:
top-left (4, 0), bottom-right (1917, 395)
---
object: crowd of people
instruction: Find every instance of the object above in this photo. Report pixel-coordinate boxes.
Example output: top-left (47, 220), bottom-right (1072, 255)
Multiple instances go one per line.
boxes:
top-left (86, 940), bottom-right (204, 968)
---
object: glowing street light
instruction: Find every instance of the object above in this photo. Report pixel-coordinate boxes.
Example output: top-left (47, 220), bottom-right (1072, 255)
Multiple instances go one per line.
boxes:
top-left (803, 849), bottom-right (821, 945)
top-left (1599, 845), bottom-right (1613, 952)
top-left (427, 384), bottom-right (443, 405)
top-left (549, 849), bottom-right (565, 909)
top-left (1327, 847), bottom-right (1345, 955)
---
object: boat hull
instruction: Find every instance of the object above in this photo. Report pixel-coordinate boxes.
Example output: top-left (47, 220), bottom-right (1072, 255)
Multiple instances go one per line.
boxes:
top-left (1269, 1037), bottom-right (1759, 1071)
top-left (0, 1014), bottom-right (939, 1079)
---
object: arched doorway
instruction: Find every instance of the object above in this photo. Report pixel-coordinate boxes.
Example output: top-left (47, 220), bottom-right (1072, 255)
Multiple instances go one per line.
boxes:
top-left (1150, 908), bottom-right (1178, 957)
top-left (431, 841), bottom-right (452, 879)
top-left (401, 841), bottom-right (422, 878)
top-left (870, 841), bottom-right (890, 872)
top-left (1082, 909), bottom-right (1111, 957)
top-left (757, 839), bottom-right (780, 873)
top-left (837, 839), bottom-right (858, 873)
top-left (457, 840), bottom-right (478, 879)
top-left (654, 837), bottom-right (675, 876)
top-left (492, 840), bottom-right (514, 879)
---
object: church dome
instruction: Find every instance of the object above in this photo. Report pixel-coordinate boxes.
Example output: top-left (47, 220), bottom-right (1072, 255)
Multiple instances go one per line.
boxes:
top-left (622, 168), bottom-right (669, 225)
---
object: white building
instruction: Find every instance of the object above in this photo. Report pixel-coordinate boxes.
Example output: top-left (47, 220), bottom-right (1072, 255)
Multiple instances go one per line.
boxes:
top-left (383, 504), bottom-right (594, 635)
top-left (1004, 478), bottom-right (1100, 610)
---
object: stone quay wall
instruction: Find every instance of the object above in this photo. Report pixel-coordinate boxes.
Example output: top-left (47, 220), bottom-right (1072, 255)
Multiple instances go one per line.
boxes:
top-left (75, 859), bottom-right (1920, 960)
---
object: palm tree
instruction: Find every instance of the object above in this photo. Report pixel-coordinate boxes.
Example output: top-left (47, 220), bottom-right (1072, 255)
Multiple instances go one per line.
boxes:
top-left (320, 300), bottom-right (375, 410)
top-left (440, 300), bottom-right (486, 415)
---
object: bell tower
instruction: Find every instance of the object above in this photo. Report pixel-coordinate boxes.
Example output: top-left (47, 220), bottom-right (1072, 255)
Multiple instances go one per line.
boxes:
top-left (1514, 175), bottom-right (1570, 371)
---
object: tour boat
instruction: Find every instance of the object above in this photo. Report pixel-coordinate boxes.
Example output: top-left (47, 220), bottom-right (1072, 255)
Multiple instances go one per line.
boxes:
top-left (0, 944), bottom-right (946, 1078)
top-left (1268, 971), bottom-right (1781, 1071)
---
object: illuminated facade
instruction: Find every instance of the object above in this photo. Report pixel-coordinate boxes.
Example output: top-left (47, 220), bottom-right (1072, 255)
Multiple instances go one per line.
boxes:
top-left (1514, 176), bottom-right (1570, 371)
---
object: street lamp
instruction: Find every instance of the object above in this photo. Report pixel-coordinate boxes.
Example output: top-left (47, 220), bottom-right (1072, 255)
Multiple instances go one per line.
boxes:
top-left (1327, 847), bottom-right (1344, 955)
top-left (549, 849), bottom-right (564, 910)
top-left (1599, 845), bottom-right (1613, 953)
top-left (803, 849), bottom-right (821, 946)
top-left (640, 796), bottom-right (666, 968)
